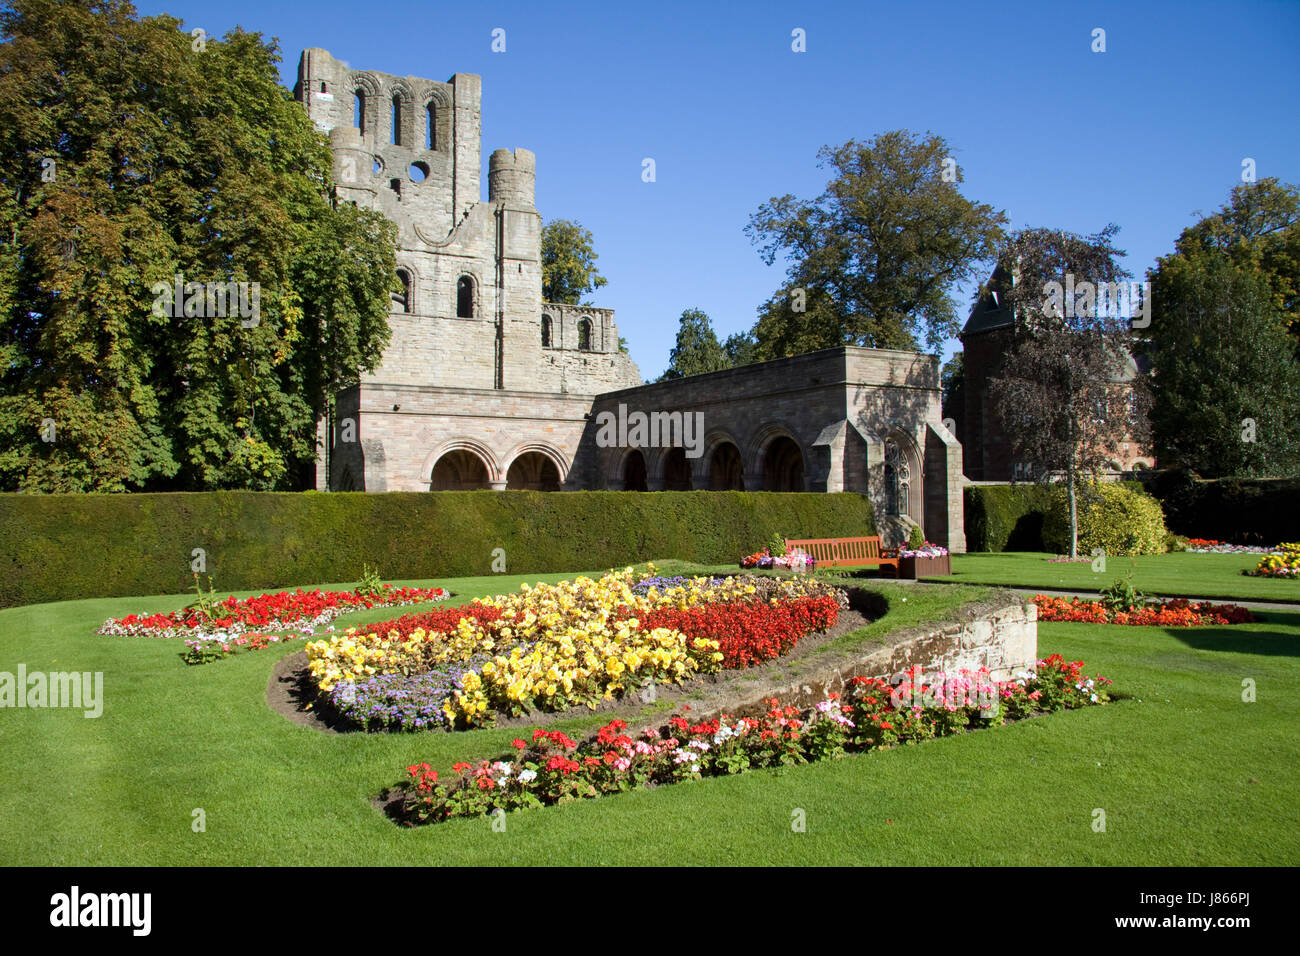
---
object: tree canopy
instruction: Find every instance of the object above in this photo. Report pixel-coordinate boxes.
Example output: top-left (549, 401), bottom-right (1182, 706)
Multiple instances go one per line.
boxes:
top-left (987, 226), bottom-right (1150, 557)
top-left (540, 218), bottom-right (606, 305)
top-left (1143, 180), bottom-right (1300, 477)
top-left (744, 130), bottom-right (1007, 358)
top-left (658, 308), bottom-right (728, 381)
top-left (0, 0), bottom-right (396, 492)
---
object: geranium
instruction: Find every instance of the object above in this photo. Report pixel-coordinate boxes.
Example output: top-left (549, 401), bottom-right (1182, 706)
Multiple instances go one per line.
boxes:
top-left (1035, 594), bottom-right (1255, 626)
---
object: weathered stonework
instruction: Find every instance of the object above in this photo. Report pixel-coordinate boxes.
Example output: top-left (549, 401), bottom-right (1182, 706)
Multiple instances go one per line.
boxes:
top-left (298, 49), bottom-right (967, 551)
top-left (692, 590), bottom-right (1038, 721)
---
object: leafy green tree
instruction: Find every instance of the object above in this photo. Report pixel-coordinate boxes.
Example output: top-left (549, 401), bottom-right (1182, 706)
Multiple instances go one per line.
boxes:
top-left (940, 350), bottom-right (964, 426)
top-left (659, 308), bottom-right (728, 380)
top-left (1173, 178), bottom-right (1299, 346)
top-left (987, 226), bottom-right (1151, 558)
top-left (722, 329), bottom-right (758, 368)
top-left (745, 131), bottom-right (1007, 357)
top-left (0, 0), bottom-right (395, 492)
top-left (1144, 249), bottom-right (1300, 477)
top-left (540, 218), bottom-right (606, 305)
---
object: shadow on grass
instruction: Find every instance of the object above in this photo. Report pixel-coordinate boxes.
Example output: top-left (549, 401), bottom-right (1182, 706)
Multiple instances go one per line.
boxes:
top-left (1168, 608), bottom-right (1300, 657)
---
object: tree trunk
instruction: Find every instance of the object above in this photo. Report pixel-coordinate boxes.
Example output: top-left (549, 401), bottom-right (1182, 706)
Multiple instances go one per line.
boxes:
top-left (1068, 467), bottom-right (1078, 559)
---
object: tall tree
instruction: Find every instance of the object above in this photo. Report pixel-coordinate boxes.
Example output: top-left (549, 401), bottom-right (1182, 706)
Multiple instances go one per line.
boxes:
top-left (744, 131), bottom-right (1007, 357)
top-left (1173, 178), bottom-right (1299, 346)
top-left (1141, 178), bottom-right (1300, 478)
top-left (659, 308), bottom-right (728, 380)
top-left (1143, 247), bottom-right (1300, 477)
top-left (722, 329), bottom-right (758, 368)
top-left (540, 218), bottom-right (606, 305)
top-left (0, 0), bottom-right (396, 492)
top-left (987, 226), bottom-right (1151, 558)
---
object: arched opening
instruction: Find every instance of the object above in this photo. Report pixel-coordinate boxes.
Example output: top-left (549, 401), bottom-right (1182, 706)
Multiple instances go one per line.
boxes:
top-left (577, 318), bottom-right (592, 351)
top-left (541, 314), bottom-right (552, 347)
top-left (506, 452), bottom-right (561, 491)
top-left (708, 442), bottom-right (744, 490)
top-left (430, 449), bottom-right (491, 490)
top-left (457, 276), bottom-right (474, 318)
top-left (426, 103), bottom-right (436, 149)
top-left (623, 450), bottom-right (647, 491)
top-left (319, 81), bottom-right (328, 94)
top-left (353, 91), bottom-right (365, 129)
top-left (662, 447), bottom-right (692, 491)
top-left (763, 436), bottom-right (804, 492)
top-left (391, 96), bottom-right (402, 145)
top-left (883, 438), bottom-right (911, 516)
top-left (392, 269), bottom-right (411, 313)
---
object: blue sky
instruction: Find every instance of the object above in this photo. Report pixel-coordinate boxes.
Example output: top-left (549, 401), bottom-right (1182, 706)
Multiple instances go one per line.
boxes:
top-left (138, 0), bottom-right (1300, 378)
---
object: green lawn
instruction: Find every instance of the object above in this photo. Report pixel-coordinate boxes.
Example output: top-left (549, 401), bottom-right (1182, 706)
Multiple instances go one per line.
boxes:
top-left (931, 550), bottom-right (1297, 602)
top-left (1, 565), bottom-right (1295, 865)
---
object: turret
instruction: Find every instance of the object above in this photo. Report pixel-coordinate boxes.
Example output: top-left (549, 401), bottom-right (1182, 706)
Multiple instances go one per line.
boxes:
top-left (488, 148), bottom-right (536, 207)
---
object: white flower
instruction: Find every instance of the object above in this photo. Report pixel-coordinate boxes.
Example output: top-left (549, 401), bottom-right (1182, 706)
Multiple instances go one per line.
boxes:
top-left (518, 769), bottom-right (537, 783)
top-left (1090, 693), bottom-right (1098, 702)
top-left (690, 764), bottom-right (700, 773)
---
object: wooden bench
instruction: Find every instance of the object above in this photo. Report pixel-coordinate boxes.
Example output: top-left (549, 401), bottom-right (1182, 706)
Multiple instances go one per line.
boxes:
top-left (784, 536), bottom-right (899, 572)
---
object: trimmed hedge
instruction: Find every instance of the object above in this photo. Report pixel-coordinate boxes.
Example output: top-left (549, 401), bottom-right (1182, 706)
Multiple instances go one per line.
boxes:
top-left (0, 490), bottom-right (876, 609)
top-left (964, 481), bottom-right (1144, 553)
top-left (1145, 472), bottom-right (1300, 545)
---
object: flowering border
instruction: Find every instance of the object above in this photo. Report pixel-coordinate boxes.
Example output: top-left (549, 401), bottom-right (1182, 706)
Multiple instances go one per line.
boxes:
top-left (98, 584), bottom-right (452, 642)
top-left (1034, 594), bottom-right (1255, 626)
top-left (391, 655), bottom-right (1110, 825)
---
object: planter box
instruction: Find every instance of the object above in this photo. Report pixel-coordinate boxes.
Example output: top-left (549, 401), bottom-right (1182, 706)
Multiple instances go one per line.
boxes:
top-left (896, 554), bottom-right (951, 579)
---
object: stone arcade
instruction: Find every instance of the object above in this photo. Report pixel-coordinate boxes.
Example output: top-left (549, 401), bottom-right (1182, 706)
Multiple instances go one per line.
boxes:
top-left (297, 49), bottom-right (966, 551)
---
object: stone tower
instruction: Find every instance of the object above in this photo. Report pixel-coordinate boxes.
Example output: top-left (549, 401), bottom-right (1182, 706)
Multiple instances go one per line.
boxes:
top-left (295, 49), bottom-right (641, 491)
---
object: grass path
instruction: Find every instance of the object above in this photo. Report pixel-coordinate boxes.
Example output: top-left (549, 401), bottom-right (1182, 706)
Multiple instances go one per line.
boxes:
top-left (1, 567), bottom-right (1295, 865)
top-left (931, 551), bottom-right (1297, 602)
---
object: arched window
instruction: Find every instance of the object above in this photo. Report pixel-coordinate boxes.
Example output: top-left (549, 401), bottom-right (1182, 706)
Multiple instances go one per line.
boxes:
top-left (393, 269), bottom-right (411, 313)
top-left (577, 318), bottom-right (592, 351)
top-left (883, 439), bottom-right (911, 516)
top-left (541, 315), bottom-right (552, 347)
top-left (353, 91), bottom-right (365, 129)
top-left (391, 96), bottom-right (402, 145)
top-left (319, 81), bottom-right (328, 94)
top-left (426, 103), bottom-right (436, 150)
top-left (457, 276), bottom-right (475, 318)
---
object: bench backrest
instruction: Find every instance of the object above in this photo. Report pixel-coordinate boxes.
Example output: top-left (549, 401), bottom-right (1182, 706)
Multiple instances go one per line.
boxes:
top-left (785, 536), bottom-right (884, 564)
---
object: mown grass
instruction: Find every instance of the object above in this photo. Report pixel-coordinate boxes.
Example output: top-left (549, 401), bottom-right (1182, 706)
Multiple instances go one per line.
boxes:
top-left (932, 551), bottom-right (1297, 602)
top-left (0, 564), bottom-right (1295, 865)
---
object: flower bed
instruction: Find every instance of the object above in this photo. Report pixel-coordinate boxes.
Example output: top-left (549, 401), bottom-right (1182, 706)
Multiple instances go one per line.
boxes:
top-left (1186, 538), bottom-right (1272, 554)
top-left (1034, 595), bottom-right (1256, 626)
top-left (635, 595), bottom-right (839, 669)
top-left (390, 654), bottom-right (1110, 825)
top-left (1245, 543), bottom-right (1300, 578)
top-left (99, 584), bottom-right (451, 641)
top-left (305, 569), bottom-right (847, 731)
top-left (740, 548), bottom-right (816, 571)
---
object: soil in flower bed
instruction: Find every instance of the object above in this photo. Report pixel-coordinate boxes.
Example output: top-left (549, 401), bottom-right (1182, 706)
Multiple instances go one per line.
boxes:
top-left (267, 589), bottom-right (885, 735)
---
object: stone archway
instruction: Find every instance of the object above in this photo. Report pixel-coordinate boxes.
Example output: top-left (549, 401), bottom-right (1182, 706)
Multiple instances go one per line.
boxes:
top-left (662, 447), bottom-right (693, 490)
top-left (708, 442), bottom-right (745, 490)
top-left (506, 451), bottom-right (562, 491)
top-left (430, 449), bottom-right (491, 490)
top-left (623, 449), bottom-right (648, 491)
top-left (763, 436), bottom-right (805, 492)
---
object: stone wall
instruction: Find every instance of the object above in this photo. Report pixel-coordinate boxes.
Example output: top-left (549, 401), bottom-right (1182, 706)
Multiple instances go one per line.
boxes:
top-left (694, 590), bottom-right (1038, 721)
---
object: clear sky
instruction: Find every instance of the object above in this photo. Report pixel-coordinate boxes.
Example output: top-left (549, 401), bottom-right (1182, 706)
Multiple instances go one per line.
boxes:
top-left (137, 0), bottom-right (1300, 378)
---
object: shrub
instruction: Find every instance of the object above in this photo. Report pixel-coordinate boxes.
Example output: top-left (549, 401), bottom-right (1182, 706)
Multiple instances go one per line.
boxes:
top-left (0, 490), bottom-right (875, 609)
top-left (1041, 482), bottom-right (1168, 556)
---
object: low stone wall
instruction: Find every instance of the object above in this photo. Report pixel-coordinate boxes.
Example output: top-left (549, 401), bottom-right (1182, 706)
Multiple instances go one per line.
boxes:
top-left (694, 589), bottom-right (1038, 721)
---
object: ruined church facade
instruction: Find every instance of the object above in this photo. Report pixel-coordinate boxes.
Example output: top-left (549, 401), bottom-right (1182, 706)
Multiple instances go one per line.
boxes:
top-left (295, 49), bottom-right (966, 551)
